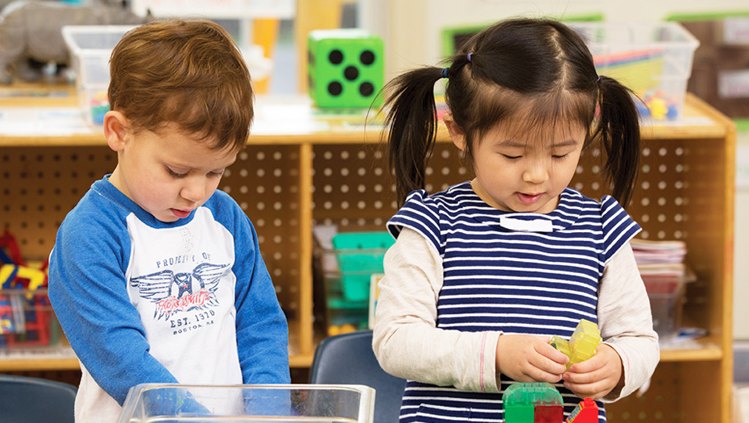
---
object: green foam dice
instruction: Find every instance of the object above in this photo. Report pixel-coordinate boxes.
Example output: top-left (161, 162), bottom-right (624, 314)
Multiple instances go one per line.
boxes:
top-left (308, 29), bottom-right (384, 109)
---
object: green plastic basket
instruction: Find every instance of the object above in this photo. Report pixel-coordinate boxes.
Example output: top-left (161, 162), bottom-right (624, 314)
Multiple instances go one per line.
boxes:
top-left (331, 232), bottom-right (394, 301)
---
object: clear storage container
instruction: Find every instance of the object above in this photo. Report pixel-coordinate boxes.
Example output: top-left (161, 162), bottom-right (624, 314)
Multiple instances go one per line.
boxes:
top-left (118, 384), bottom-right (375, 422)
top-left (568, 22), bottom-right (699, 120)
top-left (62, 25), bottom-right (135, 126)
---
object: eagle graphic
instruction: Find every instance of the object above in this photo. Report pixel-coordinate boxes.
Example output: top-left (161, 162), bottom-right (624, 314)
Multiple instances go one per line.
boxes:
top-left (129, 262), bottom-right (230, 320)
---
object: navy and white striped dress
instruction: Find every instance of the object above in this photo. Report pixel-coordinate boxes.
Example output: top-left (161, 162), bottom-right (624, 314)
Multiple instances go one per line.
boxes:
top-left (387, 182), bottom-right (641, 422)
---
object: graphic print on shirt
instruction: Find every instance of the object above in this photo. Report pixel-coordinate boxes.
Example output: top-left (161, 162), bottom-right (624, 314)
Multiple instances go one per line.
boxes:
top-left (129, 262), bottom-right (229, 320)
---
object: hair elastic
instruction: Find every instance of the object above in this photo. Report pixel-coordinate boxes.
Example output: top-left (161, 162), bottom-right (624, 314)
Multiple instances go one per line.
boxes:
top-left (441, 68), bottom-right (449, 78)
top-left (596, 75), bottom-right (602, 83)
top-left (467, 52), bottom-right (474, 63)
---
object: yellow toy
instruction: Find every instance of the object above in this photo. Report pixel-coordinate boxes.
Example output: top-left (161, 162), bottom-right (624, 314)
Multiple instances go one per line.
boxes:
top-left (550, 319), bottom-right (601, 369)
top-left (0, 264), bottom-right (46, 290)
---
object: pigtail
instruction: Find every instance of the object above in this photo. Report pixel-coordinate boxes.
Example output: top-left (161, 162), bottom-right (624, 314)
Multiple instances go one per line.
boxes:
top-left (594, 75), bottom-right (641, 207)
top-left (384, 67), bottom-right (444, 207)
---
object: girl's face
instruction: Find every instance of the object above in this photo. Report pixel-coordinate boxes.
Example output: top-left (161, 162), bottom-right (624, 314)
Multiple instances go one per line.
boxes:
top-left (107, 120), bottom-right (237, 223)
top-left (452, 119), bottom-right (586, 214)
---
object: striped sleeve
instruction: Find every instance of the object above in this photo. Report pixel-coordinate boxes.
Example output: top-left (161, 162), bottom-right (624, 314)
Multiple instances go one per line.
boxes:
top-left (386, 190), bottom-right (443, 256)
top-left (600, 196), bottom-right (641, 264)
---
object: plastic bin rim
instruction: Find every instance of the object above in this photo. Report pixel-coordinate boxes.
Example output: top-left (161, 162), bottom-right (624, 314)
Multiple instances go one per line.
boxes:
top-left (62, 25), bottom-right (138, 53)
top-left (566, 21), bottom-right (700, 48)
top-left (126, 382), bottom-right (376, 393)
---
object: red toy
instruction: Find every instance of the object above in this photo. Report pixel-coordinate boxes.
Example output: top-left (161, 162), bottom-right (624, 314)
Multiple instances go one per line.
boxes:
top-left (566, 398), bottom-right (598, 422)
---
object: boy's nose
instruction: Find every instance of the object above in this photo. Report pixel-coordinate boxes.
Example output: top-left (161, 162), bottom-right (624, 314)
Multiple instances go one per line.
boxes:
top-left (180, 179), bottom-right (205, 203)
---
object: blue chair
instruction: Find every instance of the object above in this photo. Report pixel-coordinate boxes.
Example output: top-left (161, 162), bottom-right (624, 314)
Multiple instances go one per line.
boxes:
top-left (0, 374), bottom-right (77, 423)
top-left (310, 330), bottom-right (406, 423)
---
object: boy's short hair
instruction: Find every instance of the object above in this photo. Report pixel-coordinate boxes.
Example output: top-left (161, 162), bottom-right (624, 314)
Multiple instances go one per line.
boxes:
top-left (108, 19), bottom-right (252, 151)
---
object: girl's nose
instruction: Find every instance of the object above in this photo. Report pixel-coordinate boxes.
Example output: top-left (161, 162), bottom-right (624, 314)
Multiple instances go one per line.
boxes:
top-left (522, 161), bottom-right (548, 184)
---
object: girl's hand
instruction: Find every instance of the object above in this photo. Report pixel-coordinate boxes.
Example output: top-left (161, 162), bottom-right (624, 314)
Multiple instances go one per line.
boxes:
top-left (496, 334), bottom-right (569, 383)
top-left (562, 343), bottom-right (623, 400)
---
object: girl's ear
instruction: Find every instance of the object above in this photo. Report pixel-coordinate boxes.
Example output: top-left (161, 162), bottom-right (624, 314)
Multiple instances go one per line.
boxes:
top-left (103, 111), bottom-right (131, 151)
top-left (443, 113), bottom-right (467, 152)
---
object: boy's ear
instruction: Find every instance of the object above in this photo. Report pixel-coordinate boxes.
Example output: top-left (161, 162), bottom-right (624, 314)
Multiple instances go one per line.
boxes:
top-left (443, 113), bottom-right (467, 152)
top-left (103, 111), bottom-right (131, 151)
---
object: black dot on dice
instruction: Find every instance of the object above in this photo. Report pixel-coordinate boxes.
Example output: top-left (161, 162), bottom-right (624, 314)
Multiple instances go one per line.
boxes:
top-left (328, 81), bottom-right (343, 96)
top-left (328, 49), bottom-right (344, 64)
top-left (360, 50), bottom-right (375, 65)
top-left (359, 82), bottom-right (374, 97)
top-left (344, 66), bottom-right (359, 81)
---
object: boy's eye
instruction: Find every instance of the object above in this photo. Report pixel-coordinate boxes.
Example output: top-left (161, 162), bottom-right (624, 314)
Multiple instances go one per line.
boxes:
top-left (209, 170), bottom-right (225, 177)
top-left (552, 153), bottom-right (570, 159)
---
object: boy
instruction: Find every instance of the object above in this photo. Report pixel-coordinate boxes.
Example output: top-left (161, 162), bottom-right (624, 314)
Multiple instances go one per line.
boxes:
top-left (48, 19), bottom-right (290, 422)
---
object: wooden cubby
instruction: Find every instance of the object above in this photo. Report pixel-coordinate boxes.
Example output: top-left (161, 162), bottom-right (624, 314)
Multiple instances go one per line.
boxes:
top-left (0, 88), bottom-right (735, 422)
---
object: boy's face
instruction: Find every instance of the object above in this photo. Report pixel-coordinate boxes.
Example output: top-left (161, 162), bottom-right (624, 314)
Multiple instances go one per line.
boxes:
top-left (108, 122), bottom-right (238, 223)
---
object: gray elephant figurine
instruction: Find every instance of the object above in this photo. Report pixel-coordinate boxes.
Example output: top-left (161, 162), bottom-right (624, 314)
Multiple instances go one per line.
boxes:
top-left (0, 1), bottom-right (146, 84)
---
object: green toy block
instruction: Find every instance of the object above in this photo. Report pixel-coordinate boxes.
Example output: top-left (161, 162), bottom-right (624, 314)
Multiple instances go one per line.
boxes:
top-left (502, 382), bottom-right (563, 423)
top-left (308, 29), bottom-right (384, 109)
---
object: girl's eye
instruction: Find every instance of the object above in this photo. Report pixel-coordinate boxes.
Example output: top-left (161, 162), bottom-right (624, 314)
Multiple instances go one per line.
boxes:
top-left (502, 154), bottom-right (521, 160)
top-left (209, 170), bottom-right (225, 177)
top-left (552, 153), bottom-right (569, 159)
top-left (167, 168), bottom-right (187, 177)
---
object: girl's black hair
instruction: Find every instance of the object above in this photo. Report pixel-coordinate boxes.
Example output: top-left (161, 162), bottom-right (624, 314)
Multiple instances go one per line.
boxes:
top-left (384, 18), bottom-right (640, 207)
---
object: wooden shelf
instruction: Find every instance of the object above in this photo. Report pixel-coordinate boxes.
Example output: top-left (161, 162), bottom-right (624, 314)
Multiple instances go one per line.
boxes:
top-left (0, 89), bottom-right (735, 422)
top-left (660, 339), bottom-right (724, 362)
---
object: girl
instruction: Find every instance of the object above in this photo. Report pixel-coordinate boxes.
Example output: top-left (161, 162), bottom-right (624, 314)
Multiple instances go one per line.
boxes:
top-left (372, 18), bottom-right (659, 422)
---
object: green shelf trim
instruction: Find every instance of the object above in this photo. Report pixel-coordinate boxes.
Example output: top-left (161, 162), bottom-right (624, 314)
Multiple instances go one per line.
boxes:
top-left (440, 12), bottom-right (604, 58)
top-left (667, 10), bottom-right (749, 22)
top-left (735, 119), bottom-right (749, 133)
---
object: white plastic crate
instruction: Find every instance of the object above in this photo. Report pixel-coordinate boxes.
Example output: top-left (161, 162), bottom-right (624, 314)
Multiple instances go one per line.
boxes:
top-left (568, 22), bottom-right (699, 121)
top-left (63, 25), bottom-right (135, 126)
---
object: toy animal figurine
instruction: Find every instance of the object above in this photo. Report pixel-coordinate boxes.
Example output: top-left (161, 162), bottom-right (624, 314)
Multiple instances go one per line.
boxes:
top-left (0, 0), bottom-right (146, 84)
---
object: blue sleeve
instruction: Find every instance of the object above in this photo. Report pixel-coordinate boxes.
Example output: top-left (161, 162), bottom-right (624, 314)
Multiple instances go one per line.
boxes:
top-left (48, 209), bottom-right (178, 405)
top-left (225, 200), bottom-right (290, 384)
top-left (600, 195), bottom-right (642, 264)
top-left (386, 189), bottom-right (444, 255)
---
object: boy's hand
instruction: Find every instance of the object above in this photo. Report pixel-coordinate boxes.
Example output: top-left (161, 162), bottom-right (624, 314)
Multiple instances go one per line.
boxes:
top-left (496, 334), bottom-right (569, 383)
top-left (562, 343), bottom-right (623, 400)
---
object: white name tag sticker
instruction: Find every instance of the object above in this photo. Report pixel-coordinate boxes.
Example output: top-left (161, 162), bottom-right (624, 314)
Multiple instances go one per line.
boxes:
top-left (499, 216), bottom-right (554, 232)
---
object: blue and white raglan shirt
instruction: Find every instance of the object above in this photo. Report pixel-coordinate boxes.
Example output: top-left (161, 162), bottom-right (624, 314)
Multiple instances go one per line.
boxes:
top-left (373, 182), bottom-right (659, 423)
top-left (48, 176), bottom-right (290, 423)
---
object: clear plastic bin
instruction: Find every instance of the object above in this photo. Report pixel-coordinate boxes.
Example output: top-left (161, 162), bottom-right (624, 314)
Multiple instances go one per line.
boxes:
top-left (62, 24), bottom-right (272, 127)
top-left (118, 384), bottom-right (375, 422)
top-left (0, 289), bottom-right (64, 349)
top-left (644, 278), bottom-right (685, 340)
top-left (62, 25), bottom-right (135, 126)
top-left (568, 22), bottom-right (699, 120)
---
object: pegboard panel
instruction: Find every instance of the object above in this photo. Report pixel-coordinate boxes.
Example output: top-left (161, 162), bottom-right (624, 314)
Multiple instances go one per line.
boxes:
top-left (0, 145), bottom-right (304, 324)
top-left (1, 146), bottom-right (116, 260)
top-left (312, 136), bottom-right (730, 351)
top-left (573, 137), bottom-right (729, 336)
top-left (606, 361), bottom-right (723, 422)
top-left (311, 142), bottom-right (470, 230)
top-left (220, 145), bottom-right (302, 319)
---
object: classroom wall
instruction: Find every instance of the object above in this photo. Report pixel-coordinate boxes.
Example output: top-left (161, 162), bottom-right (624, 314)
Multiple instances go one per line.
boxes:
top-left (358, 0), bottom-right (749, 340)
